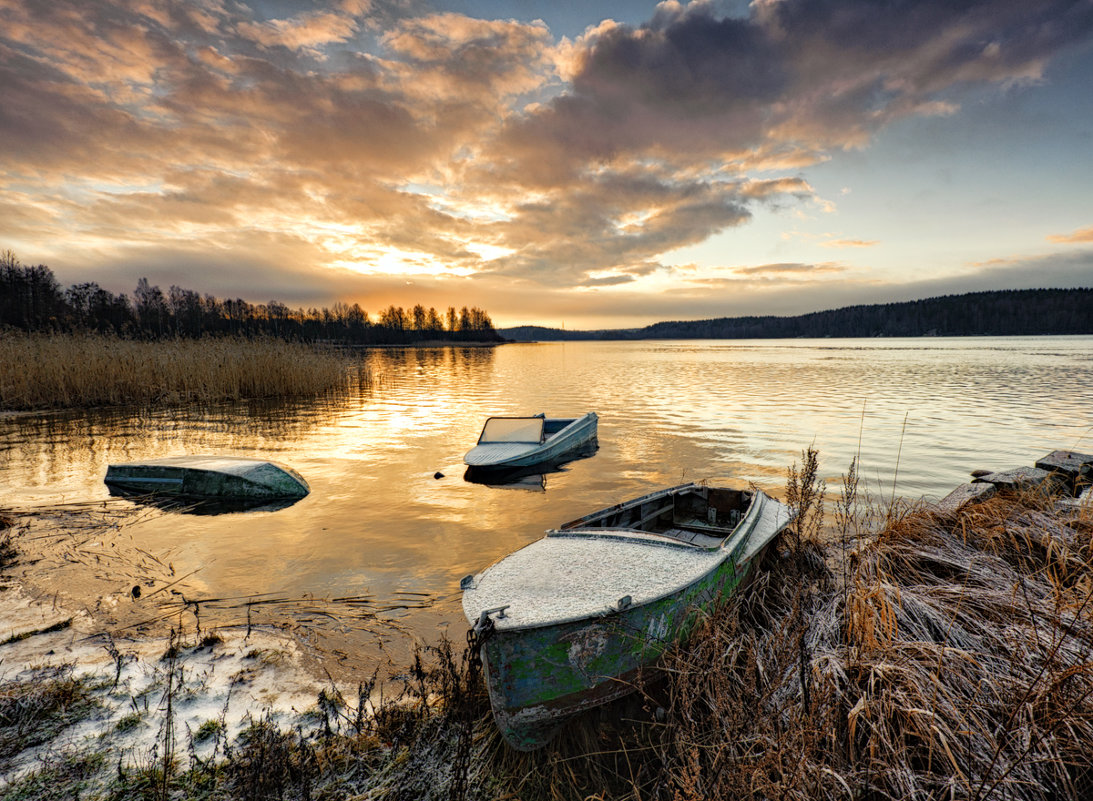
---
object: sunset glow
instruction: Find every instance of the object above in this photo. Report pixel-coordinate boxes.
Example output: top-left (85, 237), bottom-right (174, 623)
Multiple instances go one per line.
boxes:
top-left (2, 0), bottom-right (1091, 328)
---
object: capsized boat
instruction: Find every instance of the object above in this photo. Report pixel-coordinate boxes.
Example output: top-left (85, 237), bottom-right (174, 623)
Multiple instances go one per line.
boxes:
top-left (461, 482), bottom-right (793, 750)
top-left (105, 456), bottom-right (309, 500)
top-left (463, 412), bottom-right (598, 470)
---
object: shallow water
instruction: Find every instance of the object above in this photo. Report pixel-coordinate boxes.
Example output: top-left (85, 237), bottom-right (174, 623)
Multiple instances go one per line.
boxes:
top-left (3, 337), bottom-right (1091, 670)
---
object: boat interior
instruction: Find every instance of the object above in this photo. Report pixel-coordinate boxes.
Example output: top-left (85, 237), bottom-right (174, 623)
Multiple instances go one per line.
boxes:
top-left (555, 485), bottom-right (753, 549)
top-left (542, 417), bottom-right (577, 438)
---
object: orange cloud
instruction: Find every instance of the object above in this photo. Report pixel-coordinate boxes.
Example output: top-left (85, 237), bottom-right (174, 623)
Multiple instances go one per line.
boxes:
top-left (237, 11), bottom-right (361, 54)
top-left (1047, 225), bottom-right (1093, 244)
top-left (733, 262), bottom-right (849, 276)
top-left (819, 239), bottom-right (879, 249)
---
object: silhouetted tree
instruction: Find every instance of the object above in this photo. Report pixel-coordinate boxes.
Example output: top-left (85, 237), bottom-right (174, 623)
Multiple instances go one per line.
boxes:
top-left (0, 251), bottom-right (501, 344)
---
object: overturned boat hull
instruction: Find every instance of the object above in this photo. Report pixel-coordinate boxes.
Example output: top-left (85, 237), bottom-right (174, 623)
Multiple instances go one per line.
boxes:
top-left (105, 456), bottom-right (309, 500)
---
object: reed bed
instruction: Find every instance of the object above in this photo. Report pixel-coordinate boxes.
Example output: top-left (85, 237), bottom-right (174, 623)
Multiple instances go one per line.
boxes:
top-left (0, 332), bottom-right (365, 410)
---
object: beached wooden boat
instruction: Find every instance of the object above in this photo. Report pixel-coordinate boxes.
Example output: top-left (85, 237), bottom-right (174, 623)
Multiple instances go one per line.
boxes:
top-left (461, 482), bottom-right (792, 750)
top-left (463, 412), bottom-right (598, 470)
top-left (105, 456), bottom-right (309, 500)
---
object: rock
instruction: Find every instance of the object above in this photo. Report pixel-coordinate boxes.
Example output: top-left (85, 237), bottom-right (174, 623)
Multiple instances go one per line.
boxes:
top-left (433, 471), bottom-right (444, 479)
top-left (937, 482), bottom-right (996, 513)
top-left (1058, 486), bottom-right (1093, 511)
top-left (972, 466), bottom-right (1068, 495)
top-left (1034, 450), bottom-right (1093, 493)
top-left (970, 469), bottom-right (993, 478)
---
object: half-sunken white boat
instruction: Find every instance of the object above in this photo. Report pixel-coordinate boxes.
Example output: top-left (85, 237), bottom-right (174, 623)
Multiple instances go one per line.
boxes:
top-left (105, 456), bottom-right (309, 500)
top-left (461, 482), bottom-right (792, 750)
top-left (463, 412), bottom-right (598, 470)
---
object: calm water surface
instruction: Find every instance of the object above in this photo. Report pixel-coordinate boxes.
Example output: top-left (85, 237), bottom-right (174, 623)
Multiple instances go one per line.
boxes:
top-left (3, 337), bottom-right (1091, 669)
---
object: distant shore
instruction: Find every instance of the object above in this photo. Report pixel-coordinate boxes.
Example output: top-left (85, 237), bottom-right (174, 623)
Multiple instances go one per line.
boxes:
top-left (500, 287), bottom-right (1093, 341)
top-left (321, 339), bottom-right (504, 349)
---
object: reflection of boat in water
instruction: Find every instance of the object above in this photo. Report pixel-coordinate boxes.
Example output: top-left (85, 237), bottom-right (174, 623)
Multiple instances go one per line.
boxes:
top-left (461, 482), bottom-right (793, 751)
top-left (464, 469), bottom-right (547, 491)
top-left (107, 491), bottom-right (304, 516)
top-left (463, 441), bottom-right (599, 491)
top-left (105, 456), bottom-right (309, 503)
top-left (463, 413), bottom-right (598, 470)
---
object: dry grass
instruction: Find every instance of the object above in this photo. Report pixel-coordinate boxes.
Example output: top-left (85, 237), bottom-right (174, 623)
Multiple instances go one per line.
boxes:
top-left (639, 488), bottom-right (1093, 801)
top-left (464, 468), bottom-right (1093, 801)
top-left (0, 332), bottom-right (366, 410)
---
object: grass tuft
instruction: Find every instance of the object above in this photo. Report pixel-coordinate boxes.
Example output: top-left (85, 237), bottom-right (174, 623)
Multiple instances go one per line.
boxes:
top-left (0, 667), bottom-right (103, 770)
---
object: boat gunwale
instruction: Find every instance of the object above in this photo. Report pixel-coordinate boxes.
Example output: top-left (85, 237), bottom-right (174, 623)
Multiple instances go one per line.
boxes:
top-left (466, 486), bottom-right (770, 634)
top-left (546, 527), bottom-right (717, 550)
top-left (556, 481), bottom-right (701, 530)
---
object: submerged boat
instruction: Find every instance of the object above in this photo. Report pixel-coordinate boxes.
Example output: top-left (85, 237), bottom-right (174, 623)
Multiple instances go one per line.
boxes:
top-left (463, 413), bottom-right (598, 470)
top-left (463, 441), bottom-right (600, 491)
top-left (461, 482), bottom-right (793, 750)
top-left (105, 456), bottom-right (309, 501)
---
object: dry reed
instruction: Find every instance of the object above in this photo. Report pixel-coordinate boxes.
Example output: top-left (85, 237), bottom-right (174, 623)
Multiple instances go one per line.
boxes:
top-left (0, 332), bottom-right (365, 410)
top-left (644, 487), bottom-right (1093, 801)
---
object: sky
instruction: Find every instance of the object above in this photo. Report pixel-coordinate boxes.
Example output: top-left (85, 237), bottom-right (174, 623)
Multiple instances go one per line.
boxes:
top-left (2, 0), bottom-right (1092, 329)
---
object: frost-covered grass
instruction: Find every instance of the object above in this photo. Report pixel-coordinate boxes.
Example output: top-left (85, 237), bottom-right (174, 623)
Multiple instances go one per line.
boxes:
top-left (0, 628), bottom-right (479, 801)
top-left (0, 667), bottom-right (105, 769)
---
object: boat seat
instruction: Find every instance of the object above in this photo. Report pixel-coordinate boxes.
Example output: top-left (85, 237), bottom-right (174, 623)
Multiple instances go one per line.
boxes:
top-left (661, 528), bottom-right (723, 549)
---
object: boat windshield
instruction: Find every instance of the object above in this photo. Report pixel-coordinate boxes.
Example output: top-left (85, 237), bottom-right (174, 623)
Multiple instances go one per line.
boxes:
top-left (479, 417), bottom-right (544, 444)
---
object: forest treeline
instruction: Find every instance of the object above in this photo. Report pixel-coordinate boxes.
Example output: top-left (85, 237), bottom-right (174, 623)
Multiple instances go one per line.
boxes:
top-left (502, 288), bottom-right (1093, 341)
top-left (0, 251), bottom-right (501, 344)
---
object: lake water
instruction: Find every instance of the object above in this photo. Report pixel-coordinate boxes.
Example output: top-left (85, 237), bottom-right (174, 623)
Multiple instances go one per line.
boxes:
top-left (3, 337), bottom-right (1091, 672)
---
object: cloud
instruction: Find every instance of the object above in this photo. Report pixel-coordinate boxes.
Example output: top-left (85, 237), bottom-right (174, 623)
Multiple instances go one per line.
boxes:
top-left (819, 239), bottom-right (879, 249)
top-left (961, 250), bottom-right (1093, 289)
top-left (1047, 225), bottom-right (1093, 244)
top-left (500, 0), bottom-right (1093, 177)
top-left (734, 262), bottom-right (850, 276)
top-left (237, 10), bottom-right (362, 55)
top-left (1, 0), bottom-right (1091, 307)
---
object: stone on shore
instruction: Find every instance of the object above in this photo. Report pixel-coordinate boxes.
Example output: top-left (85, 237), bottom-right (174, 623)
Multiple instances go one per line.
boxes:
top-left (1058, 485), bottom-right (1093, 511)
top-left (971, 466), bottom-right (1068, 494)
top-left (937, 481), bottom-right (997, 512)
top-left (1034, 450), bottom-right (1093, 492)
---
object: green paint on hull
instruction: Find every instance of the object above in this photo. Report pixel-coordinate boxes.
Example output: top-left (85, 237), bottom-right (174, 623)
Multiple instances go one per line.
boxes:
top-left (482, 551), bottom-right (757, 750)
